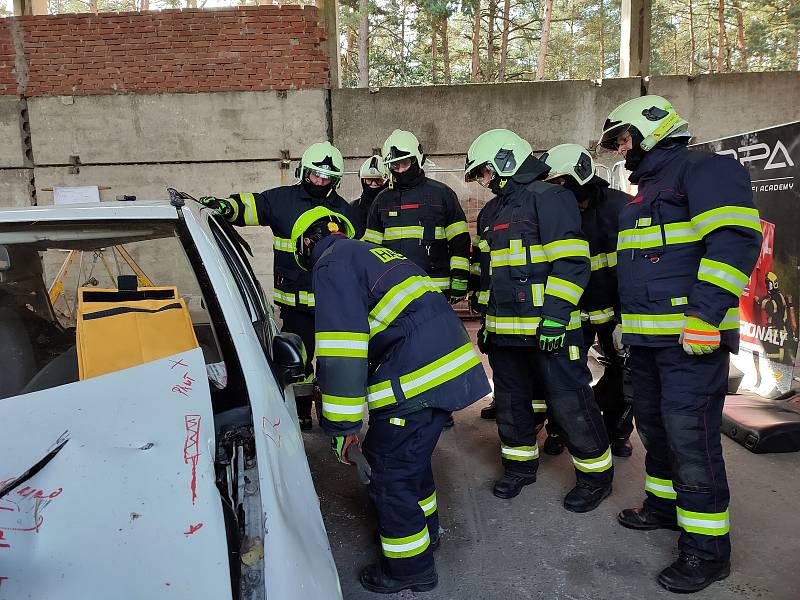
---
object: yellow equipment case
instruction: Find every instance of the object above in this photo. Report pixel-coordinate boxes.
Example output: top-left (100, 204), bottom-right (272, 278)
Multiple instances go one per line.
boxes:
top-left (76, 283), bottom-right (199, 380)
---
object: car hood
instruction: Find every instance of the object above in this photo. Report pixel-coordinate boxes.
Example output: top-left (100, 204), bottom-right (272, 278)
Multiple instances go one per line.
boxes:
top-left (0, 348), bottom-right (231, 600)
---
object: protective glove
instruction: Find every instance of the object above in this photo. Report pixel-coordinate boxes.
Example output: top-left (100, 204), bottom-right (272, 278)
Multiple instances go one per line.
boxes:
top-left (198, 196), bottom-right (234, 219)
top-left (448, 277), bottom-right (469, 304)
top-left (612, 323), bottom-right (624, 354)
top-left (680, 316), bottom-right (721, 355)
top-left (538, 318), bottom-right (566, 352)
top-left (331, 433), bottom-right (360, 465)
top-left (476, 323), bottom-right (489, 354)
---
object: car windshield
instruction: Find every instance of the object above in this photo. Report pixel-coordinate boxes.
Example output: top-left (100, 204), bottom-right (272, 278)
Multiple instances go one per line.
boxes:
top-left (0, 219), bottom-right (223, 400)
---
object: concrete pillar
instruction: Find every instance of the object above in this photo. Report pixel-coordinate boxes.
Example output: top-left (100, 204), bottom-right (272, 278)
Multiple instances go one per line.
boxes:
top-left (13, 0), bottom-right (48, 15)
top-left (316, 0), bottom-right (341, 89)
top-left (620, 0), bottom-right (651, 77)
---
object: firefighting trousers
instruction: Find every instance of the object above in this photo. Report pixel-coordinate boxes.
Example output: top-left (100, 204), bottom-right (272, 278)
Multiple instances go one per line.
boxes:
top-left (489, 342), bottom-right (613, 485)
top-left (583, 321), bottom-right (634, 440)
top-left (362, 408), bottom-right (449, 577)
top-left (629, 345), bottom-right (731, 561)
top-left (279, 307), bottom-right (315, 415)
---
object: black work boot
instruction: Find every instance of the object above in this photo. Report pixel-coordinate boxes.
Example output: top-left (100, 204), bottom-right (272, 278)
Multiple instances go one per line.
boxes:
top-left (618, 507), bottom-right (680, 531)
top-left (611, 437), bottom-right (633, 457)
top-left (480, 400), bottom-right (496, 420)
top-left (657, 552), bottom-right (731, 593)
top-left (493, 472), bottom-right (537, 499)
top-left (296, 395), bottom-right (313, 431)
top-left (543, 433), bottom-right (565, 456)
top-left (359, 563), bottom-right (438, 594)
top-left (563, 481), bottom-right (612, 513)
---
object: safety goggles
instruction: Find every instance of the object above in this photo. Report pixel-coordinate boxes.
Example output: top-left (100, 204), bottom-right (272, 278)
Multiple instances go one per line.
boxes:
top-left (465, 162), bottom-right (495, 186)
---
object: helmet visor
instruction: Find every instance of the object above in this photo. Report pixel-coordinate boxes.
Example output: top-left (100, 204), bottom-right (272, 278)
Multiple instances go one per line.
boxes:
top-left (465, 161), bottom-right (494, 184)
top-left (598, 121), bottom-right (632, 151)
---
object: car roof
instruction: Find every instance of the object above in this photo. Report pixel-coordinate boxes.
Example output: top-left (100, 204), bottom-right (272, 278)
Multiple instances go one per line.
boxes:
top-left (0, 199), bottom-right (187, 223)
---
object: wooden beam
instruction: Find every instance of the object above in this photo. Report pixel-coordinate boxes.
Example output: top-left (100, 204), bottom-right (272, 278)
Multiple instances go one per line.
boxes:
top-left (620, 0), bottom-right (652, 77)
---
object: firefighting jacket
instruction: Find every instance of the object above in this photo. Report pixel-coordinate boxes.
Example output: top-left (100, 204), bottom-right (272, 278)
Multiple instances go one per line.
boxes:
top-left (349, 193), bottom-right (373, 240)
top-left (311, 235), bottom-right (491, 436)
top-left (617, 144), bottom-right (762, 351)
top-left (472, 195), bottom-right (504, 314)
top-left (223, 183), bottom-right (352, 313)
top-left (478, 177), bottom-right (592, 348)
top-left (363, 172), bottom-right (471, 293)
top-left (579, 179), bottom-right (630, 325)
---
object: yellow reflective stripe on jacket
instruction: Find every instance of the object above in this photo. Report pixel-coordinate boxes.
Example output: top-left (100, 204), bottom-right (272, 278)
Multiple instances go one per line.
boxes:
top-left (399, 342), bottom-right (481, 399)
top-left (477, 290), bottom-right (490, 305)
top-left (590, 254), bottom-right (609, 271)
top-left (367, 380), bottom-right (396, 410)
top-left (363, 228), bottom-right (384, 244)
top-left (273, 289), bottom-right (296, 306)
top-left (369, 275), bottom-right (442, 337)
top-left (544, 276), bottom-right (584, 305)
top-left (321, 394), bottom-right (364, 422)
top-left (676, 507), bottom-right (731, 536)
top-left (485, 315), bottom-right (540, 335)
top-left (664, 222), bottom-right (701, 245)
top-left (501, 444), bottom-right (539, 461)
top-left (384, 225), bottom-right (424, 241)
top-left (691, 206), bottom-right (761, 237)
top-left (698, 258), bottom-right (750, 297)
top-left (241, 192), bottom-right (259, 226)
top-left (671, 296), bottom-right (688, 306)
top-left (470, 262), bottom-right (481, 276)
top-left (617, 226), bottom-right (664, 250)
top-left (531, 283), bottom-right (544, 307)
top-left (572, 447), bottom-right (612, 473)
top-left (582, 307), bottom-right (615, 324)
top-left (298, 291), bottom-right (315, 307)
top-left (490, 239), bottom-right (526, 267)
top-left (622, 313), bottom-right (685, 335)
top-left (434, 227), bottom-right (447, 240)
top-left (445, 220), bottom-right (469, 240)
top-left (606, 251), bottom-right (618, 267)
top-left (645, 474), bottom-right (677, 500)
top-left (719, 307), bottom-right (739, 330)
top-left (478, 239), bottom-right (490, 252)
top-left (429, 277), bottom-right (451, 290)
top-left (542, 238), bottom-right (590, 262)
top-left (273, 236), bottom-right (294, 253)
top-left (623, 308), bottom-right (740, 335)
top-left (380, 526), bottom-right (430, 559)
top-left (450, 256), bottom-right (470, 271)
top-left (532, 399), bottom-right (547, 413)
top-left (418, 491), bottom-right (437, 516)
top-left (316, 332), bottom-right (369, 358)
top-left (486, 311), bottom-right (581, 335)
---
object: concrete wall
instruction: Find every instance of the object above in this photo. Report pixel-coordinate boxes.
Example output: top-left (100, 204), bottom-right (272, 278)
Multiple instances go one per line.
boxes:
top-left (0, 96), bottom-right (26, 168)
top-left (332, 78), bottom-right (643, 156)
top-left (647, 72), bottom-right (800, 143)
top-left (29, 90), bottom-right (327, 165)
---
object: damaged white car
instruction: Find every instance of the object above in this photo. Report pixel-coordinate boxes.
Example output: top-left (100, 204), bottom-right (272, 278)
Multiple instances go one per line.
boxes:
top-left (0, 194), bottom-right (341, 599)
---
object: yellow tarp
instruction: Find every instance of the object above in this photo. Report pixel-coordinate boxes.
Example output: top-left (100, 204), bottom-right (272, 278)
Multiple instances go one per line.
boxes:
top-left (76, 286), bottom-right (199, 380)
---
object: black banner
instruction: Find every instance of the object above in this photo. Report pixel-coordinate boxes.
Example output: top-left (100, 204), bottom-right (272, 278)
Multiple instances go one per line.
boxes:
top-left (694, 122), bottom-right (800, 395)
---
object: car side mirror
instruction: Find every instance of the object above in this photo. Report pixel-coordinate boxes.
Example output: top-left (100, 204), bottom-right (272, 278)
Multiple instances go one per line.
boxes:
top-left (272, 332), bottom-right (307, 389)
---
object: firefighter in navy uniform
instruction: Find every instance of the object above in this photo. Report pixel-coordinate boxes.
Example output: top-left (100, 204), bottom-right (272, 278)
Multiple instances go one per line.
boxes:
top-left (365, 129), bottom-right (472, 427)
top-left (598, 95), bottom-right (762, 593)
top-left (465, 129), bottom-right (614, 511)
top-left (198, 141), bottom-right (352, 430)
top-left (291, 207), bottom-right (491, 594)
top-left (350, 155), bottom-right (389, 239)
top-left (756, 271), bottom-right (797, 364)
top-left (541, 143), bottom-right (634, 458)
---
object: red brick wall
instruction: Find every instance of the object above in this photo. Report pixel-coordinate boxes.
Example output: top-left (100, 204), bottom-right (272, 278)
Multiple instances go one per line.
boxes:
top-left (0, 19), bottom-right (16, 95)
top-left (1, 6), bottom-right (329, 97)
